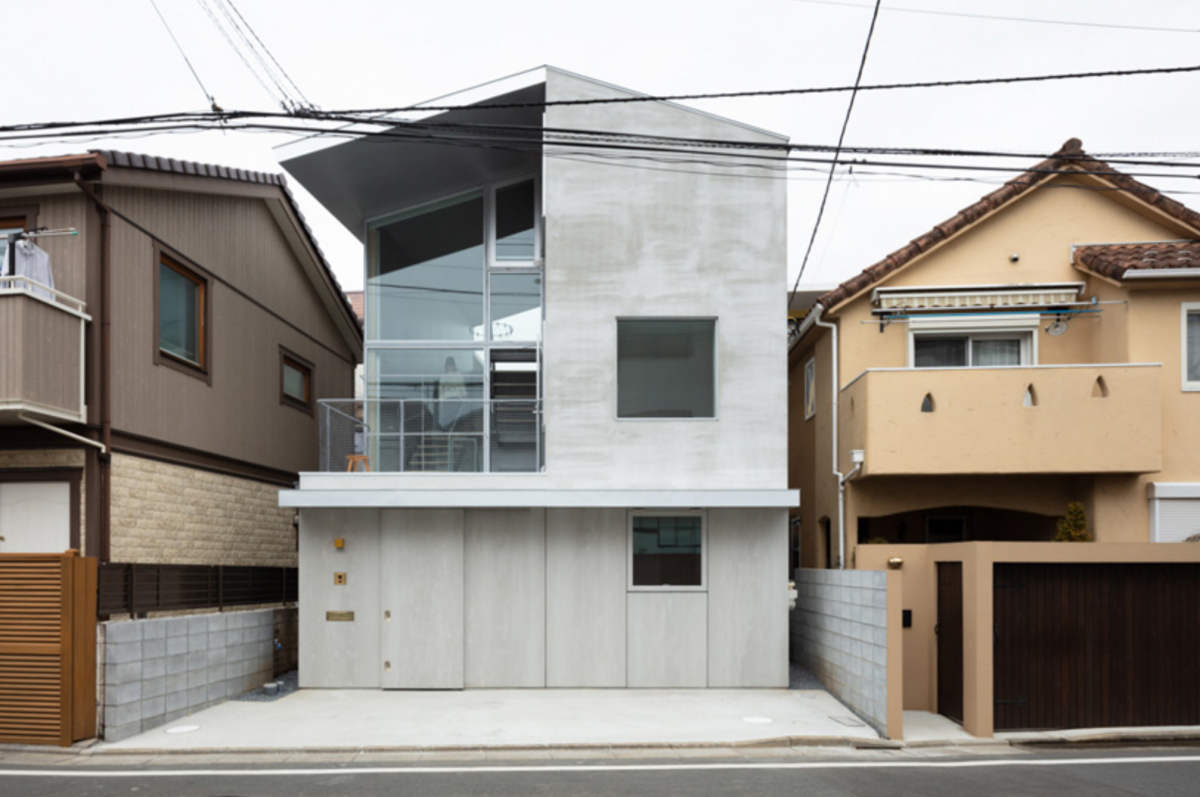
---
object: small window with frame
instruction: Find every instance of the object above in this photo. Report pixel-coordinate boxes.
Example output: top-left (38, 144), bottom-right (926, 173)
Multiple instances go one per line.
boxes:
top-left (154, 246), bottom-right (210, 382)
top-left (280, 348), bottom-right (313, 413)
top-left (629, 512), bottom-right (706, 590)
top-left (1183, 303), bottom-right (1200, 391)
top-left (803, 357), bottom-right (816, 420)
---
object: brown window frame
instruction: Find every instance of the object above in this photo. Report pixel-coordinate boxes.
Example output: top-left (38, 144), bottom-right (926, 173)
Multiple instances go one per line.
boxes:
top-left (279, 346), bottom-right (314, 414)
top-left (153, 244), bottom-right (212, 384)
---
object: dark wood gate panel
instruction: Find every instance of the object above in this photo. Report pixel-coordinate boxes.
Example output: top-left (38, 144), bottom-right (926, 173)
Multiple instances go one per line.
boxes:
top-left (0, 552), bottom-right (97, 746)
top-left (936, 562), bottom-right (964, 723)
top-left (994, 563), bottom-right (1200, 731)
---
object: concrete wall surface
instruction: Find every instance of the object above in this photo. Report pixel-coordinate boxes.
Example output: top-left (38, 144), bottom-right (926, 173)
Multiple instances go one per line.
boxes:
top-left (100, 608), bottom-right (286, 742)
top-left (299, 505), bottom-right (789, 689)
top-left (790, 568), bottom-right (895, 737)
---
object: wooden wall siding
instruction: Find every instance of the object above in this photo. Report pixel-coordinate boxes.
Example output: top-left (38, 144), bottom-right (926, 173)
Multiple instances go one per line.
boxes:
top-left (0, 294), bottom-right (83, 416)
top-left (0, 193), bottom-right (88, 302)
top-left (0, 553), bottom-right (97, 746)
top-left (105, 186), bottom-right (355, 474)
top-left (993, 563), bottom-right (1200, 731)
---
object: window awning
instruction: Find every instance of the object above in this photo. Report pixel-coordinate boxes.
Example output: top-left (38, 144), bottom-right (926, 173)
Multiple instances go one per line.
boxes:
top-left (871, 283), bottom-right (1086, 312)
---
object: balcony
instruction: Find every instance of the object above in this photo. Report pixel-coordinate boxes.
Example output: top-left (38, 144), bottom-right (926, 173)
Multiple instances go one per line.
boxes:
top-left (0, 276), bottom-right (90, 424)
top-left (841, 364), bottom-right (1161, 476)
top-left (318, 398), bottom-right (542, 473)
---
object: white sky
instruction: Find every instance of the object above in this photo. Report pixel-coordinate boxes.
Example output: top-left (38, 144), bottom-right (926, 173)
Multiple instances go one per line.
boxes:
top-left (6, 1), bottom-right (1198, 293)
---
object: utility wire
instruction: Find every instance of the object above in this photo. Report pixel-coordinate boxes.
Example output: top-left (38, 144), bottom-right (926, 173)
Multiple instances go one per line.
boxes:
top-left (194, 0), bottom-right (287, 109)
top-left (220, 0), bottom-right (315, 110)
top-left (789, 0), bottom-right (882, 306)
top-left (148, 0), bottom-right (219, 110)
top-left (211, 0), bottom-right (296, 109)
top-left (788, 0), bottom-right (1200, 35)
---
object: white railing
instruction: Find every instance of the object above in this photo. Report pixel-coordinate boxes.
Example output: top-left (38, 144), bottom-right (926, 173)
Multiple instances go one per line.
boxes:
top-left (318, 398), bottom-right (542, 474)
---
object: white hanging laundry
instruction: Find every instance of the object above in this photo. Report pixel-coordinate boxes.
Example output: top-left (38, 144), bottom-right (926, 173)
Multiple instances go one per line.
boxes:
top-left (12, 238), bottom-right (55, 300)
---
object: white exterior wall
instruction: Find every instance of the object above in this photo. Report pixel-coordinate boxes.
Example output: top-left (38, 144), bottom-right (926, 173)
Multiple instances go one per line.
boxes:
top-left (298, 506), bottom-right (788, 688)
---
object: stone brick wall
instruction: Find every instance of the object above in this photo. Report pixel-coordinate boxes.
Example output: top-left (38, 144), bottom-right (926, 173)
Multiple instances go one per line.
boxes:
top-left (790, 569), bottom-right (890, 735)
top-left (110, 453), bottom-right (296, 566)
top-left (0, 448), bottom-right (87, 550)
top-left (100, 608), bottom-right (291, 742)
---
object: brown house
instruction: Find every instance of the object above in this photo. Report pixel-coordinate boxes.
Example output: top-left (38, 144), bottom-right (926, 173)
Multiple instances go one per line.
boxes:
top-left (0, 150), bottom-right (361, 743)
top-left (787, 139), bottom-right (1200, 741)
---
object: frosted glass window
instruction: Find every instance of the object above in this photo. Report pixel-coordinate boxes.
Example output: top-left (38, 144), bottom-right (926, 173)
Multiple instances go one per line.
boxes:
top-left (159, 260), bottom-right (203, 365)
top-left (914, 337), bottom-right (967, 368)
top-left (617, 319), bottom-right (715, 418)
top-left (282, 357), bottom-right (310, 404)
top-left (1188, 312), bottom-right (1200, 383)
top-left (494, 179), bottom-right (536, 262)
top-left (369, 193), bottom-right (484, 341)
top-left (972, 339), bottom-right (1021, 366)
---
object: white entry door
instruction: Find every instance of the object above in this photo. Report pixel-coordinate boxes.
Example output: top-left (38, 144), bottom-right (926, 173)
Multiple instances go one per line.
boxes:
top-left (0, 482), bottom-right (71, 553)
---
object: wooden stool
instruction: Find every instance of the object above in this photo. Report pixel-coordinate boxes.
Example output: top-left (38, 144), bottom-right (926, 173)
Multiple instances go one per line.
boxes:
top-left (345, 454), bottom-right (370, 472)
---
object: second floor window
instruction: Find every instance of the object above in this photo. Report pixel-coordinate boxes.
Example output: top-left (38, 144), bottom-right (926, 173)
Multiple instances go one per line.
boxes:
top-left (1184, 304), bottom-right (1200, 390)
top-left (158, 254), bottom-right (207, 370)
top-left (617, 318), bottom-right (716, 419)
top-left (913, 333), bottom-right (1030, 368)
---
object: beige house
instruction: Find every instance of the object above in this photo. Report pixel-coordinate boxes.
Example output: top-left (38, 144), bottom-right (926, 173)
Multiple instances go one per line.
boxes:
top-left (788, 139), bottom-right (1200, 738)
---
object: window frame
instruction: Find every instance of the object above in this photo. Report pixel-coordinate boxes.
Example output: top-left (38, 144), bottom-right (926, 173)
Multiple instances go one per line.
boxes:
top-left (907, 315), bottom-right (1039, 369)
top-left (803, 357), bottom-right (816, 420)
top-left (486, 174), bottom-right (542, 268)
top-left (627, 510), bottom-right (707, 592)
top-left (1182, 302), bottom-right (1200, 392)
top-left (614, 316), bottom-right (719, 421)
top-left (153, 244), bottom-right (212, 384)
top-left (279, 346), bottom-right (314, 414)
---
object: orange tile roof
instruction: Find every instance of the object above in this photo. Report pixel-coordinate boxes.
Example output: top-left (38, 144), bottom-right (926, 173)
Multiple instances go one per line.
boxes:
top-left (345, 290), bottom-right (364, 321)
top-left (816, 138), bottom-right (1200, 312)
top-left (1074, 241), bottom-right (1200, 280)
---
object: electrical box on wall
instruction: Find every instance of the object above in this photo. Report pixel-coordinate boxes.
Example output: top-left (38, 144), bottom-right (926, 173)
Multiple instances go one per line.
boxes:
top-left (334, 572), bottom-right (347, 585)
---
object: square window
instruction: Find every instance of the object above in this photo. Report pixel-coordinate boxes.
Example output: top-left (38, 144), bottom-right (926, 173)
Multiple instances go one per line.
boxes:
top-left (280, 348), bottom-right (314, 412)
top-left (630, 514), bottom-right (704, 589)
top-left (617, 319), bottom-right (715, 418)
top-left (155, 250), bottom-right (209, 380)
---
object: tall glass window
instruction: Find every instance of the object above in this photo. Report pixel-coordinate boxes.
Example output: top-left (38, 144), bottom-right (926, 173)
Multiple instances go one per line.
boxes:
top-left (489, 273), bottom-right (542, 342)
top-left (493, 179), bottom-right (536, 263)
top-left (159, 258), bottom-right (204, 366)
top-left (368, 192), bottom-right (484, 342)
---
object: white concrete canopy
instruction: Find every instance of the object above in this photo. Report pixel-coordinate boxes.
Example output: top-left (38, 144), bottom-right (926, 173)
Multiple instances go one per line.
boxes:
top-left (280, 487), bottom-right (799, 509)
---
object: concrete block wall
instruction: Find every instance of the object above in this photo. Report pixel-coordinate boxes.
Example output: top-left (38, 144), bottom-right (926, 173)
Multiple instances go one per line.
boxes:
top-left (109, 452), bottom-right (296, 566)
top-left (790, 568), bottom-right (889, 734)
top-left (100, 609), bottom-right (284, 742)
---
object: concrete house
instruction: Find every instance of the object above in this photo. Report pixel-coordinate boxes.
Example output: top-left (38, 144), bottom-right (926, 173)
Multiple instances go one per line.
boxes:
top-left (279, 67), bottom-right (798, 690)
top-left (787, 139), bottom-right (1200, 740)
top-left (0, 150), bottom-right (361, 743)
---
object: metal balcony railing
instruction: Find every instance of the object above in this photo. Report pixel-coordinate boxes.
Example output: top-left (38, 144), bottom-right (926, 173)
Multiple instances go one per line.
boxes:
top-left (318, 398), bottom-right (543, 473)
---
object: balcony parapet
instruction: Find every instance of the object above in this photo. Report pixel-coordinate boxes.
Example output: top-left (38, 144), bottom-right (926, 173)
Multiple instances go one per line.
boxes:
top-left (840, 364), bottom-right (1162, 476)
top-left (0, 276), bottom-right (90, 423)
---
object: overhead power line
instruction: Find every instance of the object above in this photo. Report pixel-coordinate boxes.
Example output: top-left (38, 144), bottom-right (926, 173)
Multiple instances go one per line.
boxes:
top-left (148, 0), bottom-right (219, 111)
top-left (789, 0), bottom-right (882, 307)
top-left (219, 0), bottom-right (315, 109)
top-left (789, 0), bottom-right (1200, 35)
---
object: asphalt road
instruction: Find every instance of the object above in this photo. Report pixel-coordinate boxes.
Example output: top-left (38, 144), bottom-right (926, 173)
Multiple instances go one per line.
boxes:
top-left (3, 747), bottom-right (1200, 797)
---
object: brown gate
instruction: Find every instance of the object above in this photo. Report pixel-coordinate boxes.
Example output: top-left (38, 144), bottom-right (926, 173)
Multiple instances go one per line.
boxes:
top-left (936, 562), bottom-right (964, 723)
top-left (0, 552), bottom-right (97, 746)
top-left (994, 563), bottom-right (1200, 731)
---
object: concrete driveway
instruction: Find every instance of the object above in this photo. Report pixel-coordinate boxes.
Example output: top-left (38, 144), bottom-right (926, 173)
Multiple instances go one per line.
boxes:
top-left (99, 688), bottom-right (880, 752)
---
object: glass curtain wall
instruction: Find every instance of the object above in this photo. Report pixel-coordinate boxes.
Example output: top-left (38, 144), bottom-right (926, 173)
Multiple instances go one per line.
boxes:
top-left (366, 179), bottom-right (542, 472)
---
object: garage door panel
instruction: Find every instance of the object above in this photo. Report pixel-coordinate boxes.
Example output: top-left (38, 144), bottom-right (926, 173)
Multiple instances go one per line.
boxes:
top-left (994, 563), bottom-right (1200, 731)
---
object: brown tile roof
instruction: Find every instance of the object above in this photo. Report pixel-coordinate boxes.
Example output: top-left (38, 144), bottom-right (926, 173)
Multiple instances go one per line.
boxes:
top-left (816, 138), bottom-right (1200, 312)
top-left (345, 290), bottom-right (364, 321)
top-left (1074, 241), bottom-right (1200, 279)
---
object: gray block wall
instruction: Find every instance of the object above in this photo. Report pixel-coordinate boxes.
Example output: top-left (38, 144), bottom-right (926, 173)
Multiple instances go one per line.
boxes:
top-left (100, 608), bottom-right (284, 742)
top-left (790, 569), bottom-right (889, 735)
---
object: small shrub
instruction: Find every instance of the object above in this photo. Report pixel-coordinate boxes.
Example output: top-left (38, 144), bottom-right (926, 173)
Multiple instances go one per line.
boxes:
top-left (1184, 533), bottom-right (1200, 543)
top-left (1055, 502), bottom-right (1092, 542)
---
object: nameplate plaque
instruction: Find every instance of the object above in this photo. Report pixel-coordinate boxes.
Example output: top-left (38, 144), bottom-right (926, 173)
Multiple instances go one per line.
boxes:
top-left (325, 611), bottom-right (355, 622)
